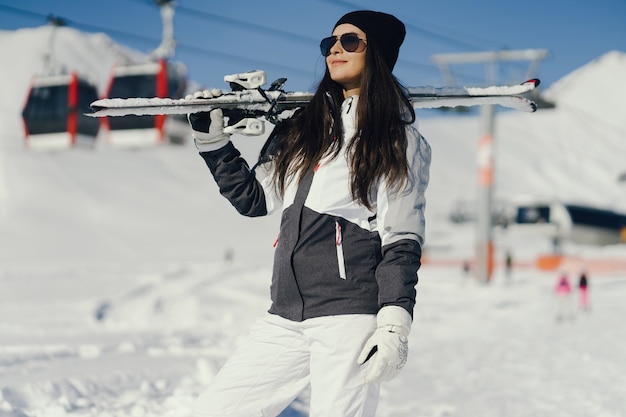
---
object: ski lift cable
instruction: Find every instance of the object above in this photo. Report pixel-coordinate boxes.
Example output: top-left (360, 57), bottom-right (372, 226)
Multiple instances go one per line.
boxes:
top-left (2, 2), bottom-right (489, 83)
top-left (0, 3), bottom-right (416, 79)
top-left (0, 3), bottom-right (163, 46)
top-left (3, 1), bottom-right (506, 57)
top-left (0, 3), bottom-right (434, 80)
top-left (0, 3), bottom-right (312, 77)
top-left (127, 0), bottom-right (439, 75)
top-left (314, 0), bottom-right (499, 51)
top-left (161, 1), bottom-right (499, 81)
top-left (312, 0), bottom-right (527, 84)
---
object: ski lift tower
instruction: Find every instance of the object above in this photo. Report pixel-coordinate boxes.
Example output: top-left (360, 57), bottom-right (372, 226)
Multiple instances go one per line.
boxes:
top-left (432, 49), bottom-right (549, 283)
top-left (150, 0), bottom-right (176, 60)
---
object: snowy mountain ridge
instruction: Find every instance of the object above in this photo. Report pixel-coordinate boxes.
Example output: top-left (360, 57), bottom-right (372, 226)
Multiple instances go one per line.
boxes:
top-left (544, 50), bottom-right (626, 123)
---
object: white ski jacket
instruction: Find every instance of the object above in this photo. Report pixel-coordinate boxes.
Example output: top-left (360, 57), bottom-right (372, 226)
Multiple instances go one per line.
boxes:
top-left (199, 96), bottom-right (431, 321)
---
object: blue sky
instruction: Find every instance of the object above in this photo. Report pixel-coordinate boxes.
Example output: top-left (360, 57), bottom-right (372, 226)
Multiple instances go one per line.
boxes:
top-left (1, 0), bottom-right (624, 92)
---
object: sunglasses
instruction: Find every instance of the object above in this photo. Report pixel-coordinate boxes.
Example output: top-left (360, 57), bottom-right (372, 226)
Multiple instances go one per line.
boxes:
top-left (320, 33), bottom-right (367, 56)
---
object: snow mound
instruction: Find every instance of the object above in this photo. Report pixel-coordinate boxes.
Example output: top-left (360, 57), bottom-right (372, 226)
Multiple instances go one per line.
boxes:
top-left (545, 50), bottom-right (626, 123)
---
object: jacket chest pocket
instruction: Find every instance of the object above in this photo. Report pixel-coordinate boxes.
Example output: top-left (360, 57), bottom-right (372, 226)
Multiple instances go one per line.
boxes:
top-left (331, 217), bottom-right (382, 284)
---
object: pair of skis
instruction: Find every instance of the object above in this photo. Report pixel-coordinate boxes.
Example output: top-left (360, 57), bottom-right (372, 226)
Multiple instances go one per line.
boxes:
top-left (88, 70), bottom-right (540, 135)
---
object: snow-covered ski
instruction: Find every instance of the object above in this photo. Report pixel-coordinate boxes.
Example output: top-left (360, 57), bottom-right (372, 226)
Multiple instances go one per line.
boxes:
top-left (87, 71), bottom-right (540, 120)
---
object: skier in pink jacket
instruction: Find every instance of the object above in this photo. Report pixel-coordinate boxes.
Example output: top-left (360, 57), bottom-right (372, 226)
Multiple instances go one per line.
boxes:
top-left (554, 271), bottom-right (573, 321)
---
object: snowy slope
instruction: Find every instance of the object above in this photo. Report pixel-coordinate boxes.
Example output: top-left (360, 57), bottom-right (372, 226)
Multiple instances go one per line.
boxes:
top-left (0, 26), bottom-right (625, 417)
top-left (545, 50), bottom-right (626, 123)
top-left (0, 26), bottom-right (279, 266)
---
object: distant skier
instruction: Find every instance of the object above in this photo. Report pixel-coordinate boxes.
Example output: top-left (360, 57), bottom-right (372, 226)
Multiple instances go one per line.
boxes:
top-left (462, 259), bottom-right (471, 276)
top-left (578, 269), bottom-right (590, 310)
top-left (554, 270), bottom-right (574, 321)
top-left (505, 250), bottom-right (513, 280)
top-left (186, 10), bottom-right (431, 417)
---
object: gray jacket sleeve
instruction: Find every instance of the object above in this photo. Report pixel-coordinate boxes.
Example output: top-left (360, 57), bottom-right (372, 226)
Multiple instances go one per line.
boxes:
top-left (375, 127), bottom-right (432, 316)
top-left (199, 142), bottom-right (268, 217)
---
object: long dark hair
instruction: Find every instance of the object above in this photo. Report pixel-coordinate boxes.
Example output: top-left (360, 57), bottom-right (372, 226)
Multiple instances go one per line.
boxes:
top-left (269, 42), bottom-right (415, 209)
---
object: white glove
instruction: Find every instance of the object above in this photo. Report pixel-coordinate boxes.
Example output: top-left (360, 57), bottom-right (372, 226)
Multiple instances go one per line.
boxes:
top-left (357, 305), bottom-right (411, 383)
top-left (186, 89), bottom-right (231, 152)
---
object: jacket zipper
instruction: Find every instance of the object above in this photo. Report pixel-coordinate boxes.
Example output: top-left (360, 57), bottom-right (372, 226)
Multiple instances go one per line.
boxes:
top-left (335, 221), bottom-right (347, 279)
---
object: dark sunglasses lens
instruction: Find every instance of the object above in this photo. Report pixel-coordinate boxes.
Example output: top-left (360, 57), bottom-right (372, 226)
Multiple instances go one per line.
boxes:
top-left (340, 34), bottom-right (361, 52)
top-left (320, 36), bottom-right (336, 56)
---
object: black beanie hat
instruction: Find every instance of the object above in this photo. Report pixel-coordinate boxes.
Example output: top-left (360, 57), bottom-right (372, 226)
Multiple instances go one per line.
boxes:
top-left (334, 10), bottom-right (405, 71)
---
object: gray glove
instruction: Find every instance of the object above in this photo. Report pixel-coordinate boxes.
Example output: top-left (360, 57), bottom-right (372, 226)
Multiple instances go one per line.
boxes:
top-left (186, 89), bottom-right (231, 151)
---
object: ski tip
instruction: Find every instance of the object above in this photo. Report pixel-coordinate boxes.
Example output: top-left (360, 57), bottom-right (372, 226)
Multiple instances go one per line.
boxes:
top-left (84, 110), bottom-right (102, 118)
top-left (85, 103), bottom-right (107, 117)
top-left (522, 78), bottom-right (541, 88)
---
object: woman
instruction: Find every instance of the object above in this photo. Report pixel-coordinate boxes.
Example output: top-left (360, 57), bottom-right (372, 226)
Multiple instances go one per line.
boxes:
top-left (554, 270), bottom-right (573, 321)
top-left (578, 269), bottom-right (589, 310)
top-left (187, 10), bottom-right (431, 417)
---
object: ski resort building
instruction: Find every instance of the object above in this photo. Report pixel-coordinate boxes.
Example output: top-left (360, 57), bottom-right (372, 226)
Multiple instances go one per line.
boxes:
top-left (515, 202), bottom-right (626, 246)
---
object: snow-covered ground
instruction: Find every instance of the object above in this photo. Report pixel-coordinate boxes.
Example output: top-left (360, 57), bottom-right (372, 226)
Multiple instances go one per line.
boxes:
top-left (2, 256), bottom-right (626, 417)
top-left (1, 26), bottom-right (625, 417)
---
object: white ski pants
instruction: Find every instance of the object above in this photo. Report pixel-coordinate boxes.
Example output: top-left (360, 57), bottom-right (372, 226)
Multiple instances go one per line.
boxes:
top-left (193, 312), bottom-right (380, 417)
